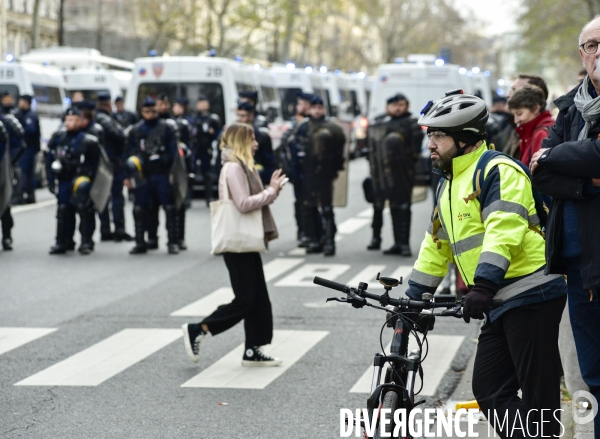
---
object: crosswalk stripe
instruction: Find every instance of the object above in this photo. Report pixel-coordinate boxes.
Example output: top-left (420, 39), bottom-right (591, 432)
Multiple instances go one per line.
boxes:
top-left (170, 287), bottom-right (234, 317)
top-left (275, 263), bottom-right (351, 287)
top-left (0, 328), bottom-right (57, 356)
top-left (358, 207), bottom-right (389, 218)
top-left (390, 265), bottom-right (413, 287)
top-left (346, 265), bottom-right (386, 288)
top-left (170, 258), bottom-right (305, 317)
top-left (181, 330), bottom-right (328, 389)
top-left (15, 329), bottom-right (181, 387)
top-left (287, 248), bottom-right (306, 256)
top-left (263, 258), bottom-right (305, 282)
top-left (12, 199), bottom-right (57, 214)
top-left (337, 218), bottom-right (371, 234)
top-left (349, 335), bottom-right (464, 395)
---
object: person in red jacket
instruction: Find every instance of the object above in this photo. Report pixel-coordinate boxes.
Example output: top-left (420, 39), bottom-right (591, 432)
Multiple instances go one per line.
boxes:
top-left (508, 84), bottom-right (555, 166)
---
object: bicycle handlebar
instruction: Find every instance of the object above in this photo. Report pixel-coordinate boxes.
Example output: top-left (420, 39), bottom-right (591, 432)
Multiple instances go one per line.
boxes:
top-left (313, 276), bottom-right (504, 310)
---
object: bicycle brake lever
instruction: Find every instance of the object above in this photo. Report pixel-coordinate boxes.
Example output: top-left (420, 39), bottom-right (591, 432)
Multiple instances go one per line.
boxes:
top-left (326, 297), bottom-right (348, 303)
top-left (439, 305), bottom-right (463, 318)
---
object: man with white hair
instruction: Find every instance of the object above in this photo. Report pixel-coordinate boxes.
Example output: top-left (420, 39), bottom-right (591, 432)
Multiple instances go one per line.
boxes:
top-left (530, 16), bottom-right (600, 433)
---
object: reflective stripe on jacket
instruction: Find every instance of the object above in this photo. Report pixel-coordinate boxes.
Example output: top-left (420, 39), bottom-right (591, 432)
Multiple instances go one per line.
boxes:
top-left (408, 142), bottom-right (566, 321)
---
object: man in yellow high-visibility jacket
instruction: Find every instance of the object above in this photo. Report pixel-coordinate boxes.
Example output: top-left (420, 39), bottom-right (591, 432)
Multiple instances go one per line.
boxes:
top-left (409, 90), bottom-right (567, 438)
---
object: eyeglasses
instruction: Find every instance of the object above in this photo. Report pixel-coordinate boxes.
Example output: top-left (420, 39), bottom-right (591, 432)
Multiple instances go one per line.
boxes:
top-left (427, 131), bottom-right (449, 145)
top-left (580, 40), bottom-right (599, 55)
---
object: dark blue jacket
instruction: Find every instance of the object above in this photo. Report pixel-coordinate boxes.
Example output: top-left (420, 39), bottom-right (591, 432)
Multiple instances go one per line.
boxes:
top-left (15, 108), bottom-right (41, 152)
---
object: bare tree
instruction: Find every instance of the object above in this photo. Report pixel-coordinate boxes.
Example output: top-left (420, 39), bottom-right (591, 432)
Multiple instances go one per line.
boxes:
top-left (31, 0), bottom-right (41, 48)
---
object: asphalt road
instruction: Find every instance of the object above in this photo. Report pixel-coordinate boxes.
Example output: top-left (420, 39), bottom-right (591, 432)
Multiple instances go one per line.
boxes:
top-left (1, 158), bottom-right (480, 439)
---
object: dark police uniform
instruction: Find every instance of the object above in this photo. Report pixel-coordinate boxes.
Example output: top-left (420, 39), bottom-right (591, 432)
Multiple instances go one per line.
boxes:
top-left (279, 92), bottom-right (313, 243)
top-left (15, 95), bottom-right (41, 204)
top-left (125, 101), bottom-right (179, 255)
top-left (95, 94), bottom-right (129, 242)
top-left (46, 109), bottom-right (101, 255)
top-left (192, 104), bottom-right (221, 204)
top-left (296, 99), bottom-right (345, 256)
top-left (173, 104), bottom-right (193, 250)
top-left (367, 93), bottom-right (423, 256)
top-left (112, 97), bottom-right (139, 129)
top-left (0, 111), bottom-right (25, 249)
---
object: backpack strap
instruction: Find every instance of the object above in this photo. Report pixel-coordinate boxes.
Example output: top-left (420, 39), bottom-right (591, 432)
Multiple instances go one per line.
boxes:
top-left (431, 177), bottom-right (445, 249)
top-left (466, 150), bottom-right (546, 239)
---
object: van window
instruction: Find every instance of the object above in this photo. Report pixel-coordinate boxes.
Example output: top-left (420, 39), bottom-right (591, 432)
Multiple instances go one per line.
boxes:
top-left (260, 86), bottom-right (280, 122)
top-left (278, 87), bottom-right (302, 121)
top-left (137, 82), bottom-right (225, 123)
top-left (236, 83), bottom-right (256, 94)
top-left (340, 88), bottom-right (359, 117)
top-left (0, 84), bottom-right (19, 99)
top-left (32, 84), bottom-right (64, 118)
top-left (68, 89), bottom-right (110, 102)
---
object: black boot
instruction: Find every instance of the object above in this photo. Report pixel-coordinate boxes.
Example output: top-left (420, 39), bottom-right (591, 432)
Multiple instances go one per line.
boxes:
top-left (65, 206), bottom-right (76, 251)
top-left (203, 172), bottom-right (214, 206)
top-left (49, 204), bottom-right (69, 254)
top-left (113, 228), bottom-right (133, 242)
top-left (1, 207), bottom-right (13, 250)
top-left (303, 206), bottom-right (323, 254)
top-left (398, 204), bottom-right (412, 257)
top-left (322, 206), bottom-right (336, 257)
top-left (383, 206), bottom-right (403, 255)
top-left (129, 205), bottom-right (147, 254)
top-left (367, 207), bottom-right (383, 250)
top-left (166, 205), bottom-right (179, 255)
top-left (177, 205), bottom-right (187, 250)
top-left (146, 203), bottom-right (159, 250)
top-left (294, 199), bottom-right (305, 242)
top-left (78, 205), bottom-right (95, 255)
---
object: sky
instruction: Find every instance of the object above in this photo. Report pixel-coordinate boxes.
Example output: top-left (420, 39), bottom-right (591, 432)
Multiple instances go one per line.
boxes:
top-left (453, 0), bottom-right (523, 36)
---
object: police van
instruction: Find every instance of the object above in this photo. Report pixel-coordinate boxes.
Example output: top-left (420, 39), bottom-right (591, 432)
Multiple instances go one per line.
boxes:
top-left (63, 69), bottom-right (132, 102)
top-left (337, 72), bottom-right (370, 157)
top-left (126, 55), bottom-right (257, 126)
top-left (21, 47), bottom-right (134, 71)
top-left (0, 61), bottom-right (67, 147)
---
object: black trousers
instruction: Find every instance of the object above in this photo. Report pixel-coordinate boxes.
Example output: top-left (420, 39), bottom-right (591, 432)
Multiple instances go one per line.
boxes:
top-left (201, 252), bottom-right (273, 347)
top-left (472, 295), bottom-right (566, 438)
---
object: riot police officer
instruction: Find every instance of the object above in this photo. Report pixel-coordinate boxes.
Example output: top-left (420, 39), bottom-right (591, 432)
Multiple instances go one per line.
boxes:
top-left (172, 97), bottom-right (193, 250)
top-left (297, 95), bottom-right (345, 256)
top-left (367, 93), bottom-right (424, 256)
top-left (46, 108), bottom-right (101, 255)
top-left (1, 91), bottom-right (16, 115)
top-left (124, 97), bottom-right (179, 255)
top-left (0, 102), bottom-right (25, 249)
top-left (236, 101), bottom-right (274, 185)
top-left (112, 96), bottom-right (138, 128)
top-left (238, 90), bottom-right (268, 129)
top-left (280, 92), bottom-right (313, 244)
top-left (192, 95), bottom-right (221, 205)
top-left (15, 94), bottom-right (41, 204)
top-left (95, 92), bottom-right (131, 242)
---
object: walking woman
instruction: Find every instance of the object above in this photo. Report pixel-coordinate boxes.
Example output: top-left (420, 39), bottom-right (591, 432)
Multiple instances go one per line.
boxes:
top-left (182, 123), bottom-right (286, 366)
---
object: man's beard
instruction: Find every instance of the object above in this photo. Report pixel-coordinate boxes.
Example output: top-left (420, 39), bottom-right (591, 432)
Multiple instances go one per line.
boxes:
top-left (431, 146), bottom-right (457, 171)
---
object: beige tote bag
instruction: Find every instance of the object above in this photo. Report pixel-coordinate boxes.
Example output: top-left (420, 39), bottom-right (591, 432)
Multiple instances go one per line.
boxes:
top-left (210, 162), bottom-right (266, 254)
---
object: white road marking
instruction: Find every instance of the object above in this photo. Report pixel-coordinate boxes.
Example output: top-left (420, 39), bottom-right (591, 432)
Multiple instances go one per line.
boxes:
top-left (0, 328), bottom-right (57, 356)
top-left (337, 218), bottom-right (371, 234)
top-left (349, 335), bottom-right (464, 395)
top-left (170, 287), bottom-right (234, 317)
top-left (345, 265), bottom-right (386, 288)
top-left (303, 301), bottom-right (343, 308)
top-left (287, 248), bottom-right (306, 256)
top-left (358, 207), bottom-right (389, 218)
top-left (390, 265), bottom-right (413, 287)
top-left (275, 263), bottom-right (351, 287)
top-left (263, 258), bottom-right (305, 282)
top-left (15, 329), bottom-right (181, 386)
top-left (181, 330), bottom-right (328, 389)
top-left (335, 235), bottom-right (343, 242)
top-left (170, 258), bottom-right (305, 317)
top-left (12, 199), bottom-right (56, 214)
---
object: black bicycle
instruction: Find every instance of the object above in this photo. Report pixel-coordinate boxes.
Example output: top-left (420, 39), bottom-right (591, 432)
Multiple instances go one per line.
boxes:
top-left (313, 273), bottom-right (502, 439)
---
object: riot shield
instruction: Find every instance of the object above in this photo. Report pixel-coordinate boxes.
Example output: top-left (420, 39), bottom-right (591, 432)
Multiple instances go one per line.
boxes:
top-left (0, 148), bottom-right (12, 216)
top-left (312, 120), bottom-right (348, 207)
top-left (90, 147), bottom-right (114, 212)
top-left (366, 122), bottom-right (389, 195)
top-left (170, 147), bottom-right (188, 210)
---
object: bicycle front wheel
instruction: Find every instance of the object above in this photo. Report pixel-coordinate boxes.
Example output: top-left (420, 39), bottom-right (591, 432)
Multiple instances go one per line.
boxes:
top-left (373, 390), bottom-right (404, 439)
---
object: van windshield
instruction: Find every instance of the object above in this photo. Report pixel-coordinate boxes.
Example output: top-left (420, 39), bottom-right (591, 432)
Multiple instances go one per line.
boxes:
top-left (260, 86), bottom-right (280, 122)
top-left (137, 83), bottom-right (225, 122)
top-left (278, 87), bottom-right (302, 121)
top-left (33, 84), bottom-right (64, 118)
top-left (339, 88), bottom-right (359, 118)
top-left (67, 89), bottom-right (110, 102)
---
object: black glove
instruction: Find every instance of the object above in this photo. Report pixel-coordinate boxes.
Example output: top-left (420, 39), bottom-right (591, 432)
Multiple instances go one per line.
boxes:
top-left (463, 279), bottom-right (499, 323)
